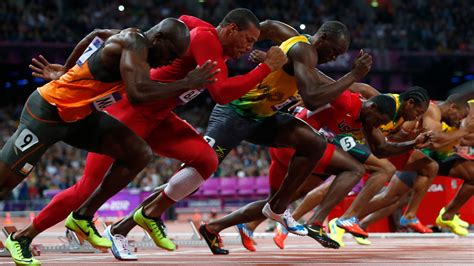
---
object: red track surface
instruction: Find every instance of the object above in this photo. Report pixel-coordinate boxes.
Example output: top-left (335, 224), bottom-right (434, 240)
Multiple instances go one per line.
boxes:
top-left (1, 219), bottom-right (473, 265)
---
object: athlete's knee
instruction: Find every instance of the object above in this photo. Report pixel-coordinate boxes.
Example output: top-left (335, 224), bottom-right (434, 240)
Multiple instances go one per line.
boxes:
top-left (419, 160), bottom-right (439, 178)
top-left (193, 147), bottom-right (218, 179)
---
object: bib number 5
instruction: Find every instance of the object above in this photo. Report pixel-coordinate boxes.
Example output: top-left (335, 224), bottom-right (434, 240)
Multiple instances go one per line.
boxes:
top-left (340, 136), bottom-right (356, 151)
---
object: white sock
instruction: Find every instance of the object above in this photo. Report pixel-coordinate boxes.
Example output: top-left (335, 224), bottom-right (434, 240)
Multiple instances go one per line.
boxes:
top-left (163, 167), bottom-right (205, 202)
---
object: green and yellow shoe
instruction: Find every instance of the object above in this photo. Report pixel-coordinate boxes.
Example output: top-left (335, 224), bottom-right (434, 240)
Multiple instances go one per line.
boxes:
top-left (133, 207), bottom-right (176, 251)
top-left (328, 218), bottom-right (346, 247)
top-left (354, 236), bottom-right (372, 245)
top-left (64, 213), bottom-right (111, 250)
top-left (436, 209), bottom-right (468, 236)
top-left (5, 233), bottom-right (41, 265)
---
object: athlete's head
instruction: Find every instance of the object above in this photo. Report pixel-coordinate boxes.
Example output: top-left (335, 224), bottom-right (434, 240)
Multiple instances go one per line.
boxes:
top-left (146, 18), bottom-right (190, 67)
top-left (399, 86), bottom-right (430, 121)
top-left (361, 95), bottom-right (398, 128)
top-left (218, 8), bottom-right (260, 59)
top-left (313, 21), bottom-right (350, 64)
top-left (441, 94), bottom-right (470, 127)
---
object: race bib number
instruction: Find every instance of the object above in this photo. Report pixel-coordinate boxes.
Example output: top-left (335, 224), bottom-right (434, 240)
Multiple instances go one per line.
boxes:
top-left (76, 37), bottom-right (104, 66)
top-left (92, 92), bottom-right (122, 111)
top-left (340, 136), bottom-right (356, 151)
top-left (271, 96), bottom-right (299, 111)
top-left (179, 89), bottom-right (205, 104)
top-left (15, 129), bottom-right (39, 152)
top-left (204, 136), bottom-right (215, 147)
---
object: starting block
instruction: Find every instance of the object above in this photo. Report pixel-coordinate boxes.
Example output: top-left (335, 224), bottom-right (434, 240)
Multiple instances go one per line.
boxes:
top-left (57, 228), bottom-right (108, 253)
top-left (1, 226), bottom-right (41, 256)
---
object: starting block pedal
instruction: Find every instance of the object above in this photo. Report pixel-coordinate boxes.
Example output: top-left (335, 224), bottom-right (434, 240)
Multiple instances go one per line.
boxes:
top-left (59, 229), bottom-right (107, 253)
top-left (189, 220), bottom-right (202, 240)
top-left (0, 240), bottom-right (10, 257)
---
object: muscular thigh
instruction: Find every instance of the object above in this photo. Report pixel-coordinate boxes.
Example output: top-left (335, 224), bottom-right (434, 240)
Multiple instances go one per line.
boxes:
top-left (0, 91), bottom-right (68, 176)
top-left (64, 110), bottom-right (146, 159)
top-left (447, 158), bottom-right (473, 180)
top-left (146, 112), bottom-right (213, 162)
top-left (205, 104), bottom-right (257, 162)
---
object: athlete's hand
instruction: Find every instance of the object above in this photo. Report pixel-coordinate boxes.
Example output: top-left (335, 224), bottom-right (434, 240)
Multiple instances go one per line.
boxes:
top-left (414, 131), bottom-right (432, 149)
top-left (249, 50), bottom-right (267, 63)
top-left (350, 49), bottom-right (372, 80)
top-left (184, 60), bottom-right (220, 89)
top-left (29, 55), bottom-right (65, 81)
top-left (263, 46), bottom-right (288, 72)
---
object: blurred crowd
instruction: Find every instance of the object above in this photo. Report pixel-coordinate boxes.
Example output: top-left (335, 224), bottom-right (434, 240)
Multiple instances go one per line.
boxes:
top-left (0, 103), bottom-right (271, 200)
top-left (1, 0), bottom-right (472, 51)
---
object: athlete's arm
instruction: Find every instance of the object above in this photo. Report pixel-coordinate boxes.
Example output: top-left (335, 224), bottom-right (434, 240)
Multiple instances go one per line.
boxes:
top-left (422, 104), bottom-right (469, 149)
top-left (29, 29), bottom-right (120, 81)
top-left (349, 83), bottom-right (380, 99)
top-left (191, 30), bottom-right (280, 104)
top-left (363, 124), bottom-right (428, 158)
top-left (118, 32), bottom-right (216, 104)
top-left (259, 20), bottom-right (299, 43)
top-left (63, 29), bottom-right (120, 71)
top-left (291, 43), bottom-right (372, 111)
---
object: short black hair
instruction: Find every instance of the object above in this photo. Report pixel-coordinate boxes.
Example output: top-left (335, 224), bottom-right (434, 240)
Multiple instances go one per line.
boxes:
top-left (400, 86), bottom-right (430, 107)
top-left (370, 94), bottom-right (397, 120)
top-left (317, 21), bottom-right (350, 40)
top-left (446, 93), bottom-right (470, 110)
top-left (219, 8), bottom-right (260, 30)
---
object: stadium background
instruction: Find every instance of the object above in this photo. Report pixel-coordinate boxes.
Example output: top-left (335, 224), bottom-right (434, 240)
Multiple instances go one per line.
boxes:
top-left (0, 0), bottom-right (473, 224)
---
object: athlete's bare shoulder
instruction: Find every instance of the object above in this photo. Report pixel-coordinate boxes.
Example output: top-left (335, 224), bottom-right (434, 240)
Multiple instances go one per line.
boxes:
top-left (425, 101), bottom-right (442, 121)
top-left (105, 28), bottom-right (147, 49)
top-left (287, 41), bottom-right (318, 66)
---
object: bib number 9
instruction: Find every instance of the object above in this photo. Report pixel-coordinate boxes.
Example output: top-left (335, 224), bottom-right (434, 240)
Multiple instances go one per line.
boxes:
top-left (14, 129), bottom-right (39, 152)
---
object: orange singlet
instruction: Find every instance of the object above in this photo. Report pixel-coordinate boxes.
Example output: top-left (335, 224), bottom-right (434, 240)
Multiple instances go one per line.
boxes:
top-left (37, 60), bottom-right (125, 122)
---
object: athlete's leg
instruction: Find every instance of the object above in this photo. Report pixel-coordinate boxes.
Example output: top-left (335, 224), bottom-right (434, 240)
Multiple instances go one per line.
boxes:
top-left (292, 179), bottom-right (332, 221)
top-left (69, 111), bottom-right (153, 217)
top-left (343, 156), bottom-right (396, 219)
top-left (359, 172), bottom-right (414, 218)
top-left (307, 147), bottom-right (365, 226)
top-left (139, 113), bottom-right (219, 218)
top-left (442, 160), bottom-right (474, 220)
top-left (359, 192), bottom-right (411, 230)
top-left (262, 115), bottom-right (328, 214)
top-left (15, 99), bottom-right (157, 239)
top-left (402, 151), bottom-right (438, 219)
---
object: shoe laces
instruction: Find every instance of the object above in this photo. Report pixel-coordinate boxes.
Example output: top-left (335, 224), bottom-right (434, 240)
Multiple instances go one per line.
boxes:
top-left (87, 219), bottom-right (102, 237)
top-left (113, 234), bottom-right (133, 254)
top-left (16, 236), bottom-right (33, 259)
top-left (283, 209), bottom-right (299, 228)
top-left (150, 218), bottom-right (168, 239)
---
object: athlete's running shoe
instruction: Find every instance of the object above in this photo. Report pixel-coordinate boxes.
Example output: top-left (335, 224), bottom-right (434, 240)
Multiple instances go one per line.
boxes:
top-left (454, 215), bottom-right (469, 228)
top-left (103, 225), bottom-right (137, 261)
top-left (336, 217), bottom-right (368, 238)
top-left (199, 224), bottom-right (229, 255)
top-left (436, 209), bottom-right (468, 236)
top-left (235, 223), bottom-right (256, 252)
top-left (399, 216), bottom-right (433, 233)
top-left (64, 213), bottom-right (111, 249)
top-left (133, 207), bottom-right (176, 251)
top-left (354, 236), bottom-right (372, 245)
top-left (262, 203), bottom-right (308, 236)
top-left (273, 223), bottom-right (288, 249)
top-left (438, 208), bottom-right (469, 228)
top-left (328, 218), bottom-right (345, 247)
top-left (5, 233), bottom-right (41, 266)
top-left (305, 223), bottom-right (340, 249)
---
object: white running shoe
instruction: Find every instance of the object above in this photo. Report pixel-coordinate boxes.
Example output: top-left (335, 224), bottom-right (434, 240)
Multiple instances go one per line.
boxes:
top-left (103, 225), bottom-right (137, 261)
top-left (262, 203), bottom-right (308, 236)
